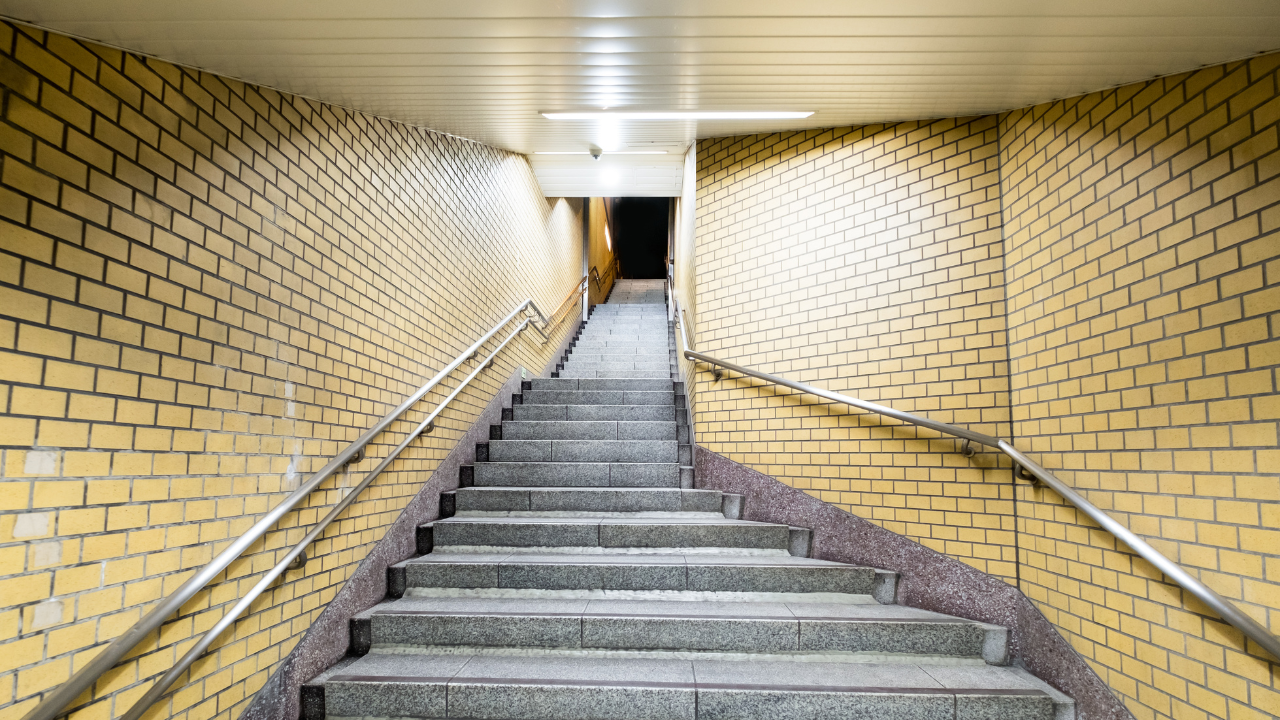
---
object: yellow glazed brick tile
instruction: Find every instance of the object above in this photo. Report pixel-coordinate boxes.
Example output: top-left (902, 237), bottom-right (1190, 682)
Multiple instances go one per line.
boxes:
top-left (0, 24), bottom-right (587, 720)
top-left (692, 57), bottom-right (1280, 720)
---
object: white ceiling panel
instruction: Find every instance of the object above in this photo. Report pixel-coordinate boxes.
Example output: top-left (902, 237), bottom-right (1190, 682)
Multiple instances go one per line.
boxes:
top-left (530, 153), bottom-right (685, 198)
top-left (3, 0), bottom-right (1279, 162)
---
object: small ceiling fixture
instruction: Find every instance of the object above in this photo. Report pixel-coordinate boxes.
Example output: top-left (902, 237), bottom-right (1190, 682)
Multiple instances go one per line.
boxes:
top-left (541, 111), bottom-right (814, 120)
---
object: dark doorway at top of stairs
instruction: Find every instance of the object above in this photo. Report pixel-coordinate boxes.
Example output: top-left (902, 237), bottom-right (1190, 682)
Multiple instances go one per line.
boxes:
top-left (612, 197), bottom-right (669, 279)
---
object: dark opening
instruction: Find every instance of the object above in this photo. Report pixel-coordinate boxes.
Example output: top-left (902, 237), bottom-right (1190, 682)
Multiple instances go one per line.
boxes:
top-left (611, 197), bottom-right (670, 279)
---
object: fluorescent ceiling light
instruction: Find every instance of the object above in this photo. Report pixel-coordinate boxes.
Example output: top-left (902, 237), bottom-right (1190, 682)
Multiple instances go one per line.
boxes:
top-left (542, 111), bottom-right (813, 120)
top-left (534, 151), bottom-right (668, 155)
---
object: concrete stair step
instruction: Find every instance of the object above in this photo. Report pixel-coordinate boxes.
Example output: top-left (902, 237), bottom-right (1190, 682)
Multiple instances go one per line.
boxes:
top-left (556, 369), bottom-right (672, 379)
top-left (487, 439), bottom-right (678, 463)
top-left (471, 462), bottom-right (681, 487)
top-left (454, 487), bottom-right (725, 514)
top-left (576, 330), bottom-right (671, 337)
top-left (358, 596), bottom-right (1007, 661)
top-left (430, 516), bottom-right (790, 550)
top-left (400, 553), bottom-right (884, 595)
top-left (581, 320), bottom-right (670, 326)
top-left (571, 341), bottom-right (665, 348)
top-left (561, 361), bottom-right (673, 371)
top-left (530, 378), bottom-right (673, 392)
top-left (572, 341), bottom-right (671, 350)
top-left (567, 345), bottom-right (671, 355)
top-left (312, 654), bottom-right (1059, 720)
top-left (502, 421), bottom-right (678, 441)
top-left (523, 390), bottom-right (674, 405)
top-left (512, 405), bottom-right (677, 421)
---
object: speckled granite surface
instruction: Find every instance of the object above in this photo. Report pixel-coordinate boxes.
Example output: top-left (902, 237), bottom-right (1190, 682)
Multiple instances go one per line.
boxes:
top-left (694, 447), bottom-right (1133, 720)
top-left (238, 366), bottom-right (526, 720)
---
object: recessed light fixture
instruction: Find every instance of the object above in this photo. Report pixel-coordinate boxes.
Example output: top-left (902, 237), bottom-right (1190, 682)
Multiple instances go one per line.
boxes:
top-left (542, 111), bottom-right (813, 120)
top-left (534, 151), bottom-right (668, 155)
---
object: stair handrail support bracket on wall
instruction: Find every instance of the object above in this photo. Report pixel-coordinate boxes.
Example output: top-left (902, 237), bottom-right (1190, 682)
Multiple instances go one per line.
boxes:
top-left (20, 287), bottom-right (582, 720)
top-left (676, 326), bottom-right (1280, 664)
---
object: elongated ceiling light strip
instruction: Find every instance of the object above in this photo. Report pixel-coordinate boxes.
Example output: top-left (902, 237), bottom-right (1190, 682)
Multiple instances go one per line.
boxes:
top-left (534, 151), bottom-right (668, 155)
top-left (542, 111), bottom-right (813, 120)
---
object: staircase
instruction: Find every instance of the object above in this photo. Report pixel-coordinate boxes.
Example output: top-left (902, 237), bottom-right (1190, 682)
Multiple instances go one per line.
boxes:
top-left (302, 280), bottom-right (1073, 720)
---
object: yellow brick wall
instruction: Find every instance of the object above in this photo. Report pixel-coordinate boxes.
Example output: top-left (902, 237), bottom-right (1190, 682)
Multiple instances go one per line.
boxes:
top-left (694, 53), bottom-right (1279, 720)
top-left (1001, 56), bottom-right (1280, 720)
top-left (0, 22), bottom-right (582, 720)
top-left (673, 145), bottom-right (697, 411)
top-left (695, 118), bottom-right (1017, 581)
top-left (586, 197), bottom-right (616, 306)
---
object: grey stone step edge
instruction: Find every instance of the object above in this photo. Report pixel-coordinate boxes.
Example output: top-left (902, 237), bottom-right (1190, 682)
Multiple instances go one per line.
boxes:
top-left (303, 661), bottom-right (1065, 720)
top-left (347, 606), bottom-right (1009, 663)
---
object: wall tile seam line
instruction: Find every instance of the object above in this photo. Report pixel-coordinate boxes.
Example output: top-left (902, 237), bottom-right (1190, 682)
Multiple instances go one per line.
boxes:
top-left (0, 15), bottom-right (499, 152)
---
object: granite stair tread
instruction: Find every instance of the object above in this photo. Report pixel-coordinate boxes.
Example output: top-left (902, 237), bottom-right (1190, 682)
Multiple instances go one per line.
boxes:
top-left (316, 653), bottom-right (1065, 720)
top-left (308, 286), bottom-right (1067, 720)
top-left (429, 515), bottom-right (793, 550)
top-left (453, 486), bottom-right (724, 513)
top-left (358, 596), bottom-right (1008, 660)
top-left (397, 551), bottom-right (889, 597)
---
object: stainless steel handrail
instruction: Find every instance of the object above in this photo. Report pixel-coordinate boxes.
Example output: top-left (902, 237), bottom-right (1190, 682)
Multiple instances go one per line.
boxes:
top-left (666, 271), bottom-right (696, 449)
top-left (22, 294), bottom-right (575, 720)
top-left (589, 257), bottom-right (620, 294)
top-left (118, 319), bottom-right (535, 720)
top-left (673, 297), bottom-right (1280, 663)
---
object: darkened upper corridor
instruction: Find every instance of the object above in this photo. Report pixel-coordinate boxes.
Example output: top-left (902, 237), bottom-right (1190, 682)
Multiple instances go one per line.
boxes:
top-left (611, 197), bottom-right (670, 279)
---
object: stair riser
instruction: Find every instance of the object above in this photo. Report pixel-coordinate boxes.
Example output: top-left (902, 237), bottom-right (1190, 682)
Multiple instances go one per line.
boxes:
top-left (576, 337), bottom-right (670, 344)
top-left (369, 615), bottom-right (990, 657)
top-left (472, 462), bottom-right (680, 488)
top-left (455, 488), bottom-right (721, 513)
top-left (524, 391), bottom-right (674, 406)
top-left (513, 405), bottom-right (678, 421)
top-left (530, 379), bottom-right (673, 391)
top-left (488, 440), bottom-right (679, 463)
top-left (565, 358), bottom-right (675, 368)
top-left (404, 564), bottom-right (876, 594)
top-left (502, 421), bottom-right (678, 441)
top-left (322, 681), bottom-right (1052, 720)
top-left (562, 355), bottom-right (672, 365)
top-left (556, 370), bottom-right (672, 379)
top-left (571, 344), bottom-right (670, 352)
top-left (432, 522), bottom-right (788, 549)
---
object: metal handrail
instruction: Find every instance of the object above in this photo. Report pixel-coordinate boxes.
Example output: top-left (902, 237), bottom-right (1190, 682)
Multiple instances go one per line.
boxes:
top-left (666, 274), bottom-right (696, 448)
top-left (672, 297), bottom-right (1280, 663)
top-left (22, 294), bottom-right (574, 720)
top-left (549, 274), bottom-right (590, 321)
top-left (590, 257), bottom-right (621, 293)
